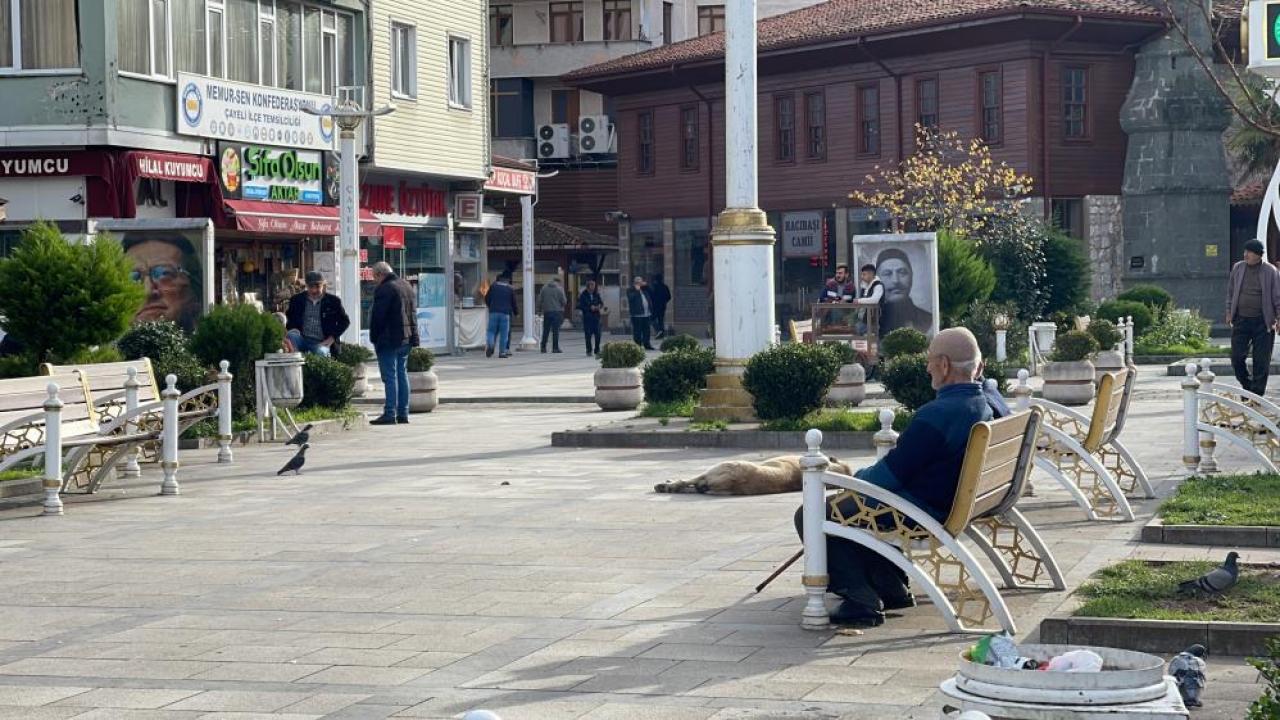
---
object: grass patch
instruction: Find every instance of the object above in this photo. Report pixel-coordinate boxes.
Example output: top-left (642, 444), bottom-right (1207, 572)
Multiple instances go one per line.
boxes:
top-left (1159, 473), bottom-right (1280, 526)
top-left (182, 405), bottom-right (362, 439)
top-left (639, 398), bottom-right (697, 418)
top-left (1074, 559), bottom-right (1280, 623)
top-left (690, 420), bottom-right (728, 432)
top-left (760, 408), bottom-right (913, 433)
top-left (1133, 344), bottom-right (1229, 358)
top-left (0, 469), bottom-right (39, 483)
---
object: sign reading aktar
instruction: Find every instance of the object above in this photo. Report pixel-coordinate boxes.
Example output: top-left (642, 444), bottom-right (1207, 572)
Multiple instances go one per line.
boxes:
top-left (177, 72), bottom-right (336, 152)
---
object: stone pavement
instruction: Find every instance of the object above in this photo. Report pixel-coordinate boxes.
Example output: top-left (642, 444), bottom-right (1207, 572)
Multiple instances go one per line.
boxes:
top-left (0, 366), bottom-right (1272, 719)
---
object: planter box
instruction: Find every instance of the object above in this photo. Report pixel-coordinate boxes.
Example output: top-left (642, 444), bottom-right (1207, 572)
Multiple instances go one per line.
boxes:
top-left (594, 367), bottom-right (643, 411)
top-left (1039, 616), bottom-right (1279, 657)
top-left (551, 428), bottom-right (875, 450)
top-left (1042, 360), bottom-right (1096, 406)
top-left (825, 363), bottom-right (866, 407)
top-left (1140, 517), bottom-right (1280, 548)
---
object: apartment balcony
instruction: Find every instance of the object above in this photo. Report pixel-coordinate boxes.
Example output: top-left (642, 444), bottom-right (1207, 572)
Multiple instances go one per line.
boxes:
top-left (492, 138), bottom-right (536, 161)
top-left (490, 39), bottom-right (655, 79)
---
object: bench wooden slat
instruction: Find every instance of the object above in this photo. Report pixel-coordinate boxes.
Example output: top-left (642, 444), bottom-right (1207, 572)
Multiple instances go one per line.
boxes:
top-left (42, 360), bottom-right (159, 401)
top-left (944, 411), bottom-right (1037, 535)
top-left (1084, 370), bottom-right (1125, 452)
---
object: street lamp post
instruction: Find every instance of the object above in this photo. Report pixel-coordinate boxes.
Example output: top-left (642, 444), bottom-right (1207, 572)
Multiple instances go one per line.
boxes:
top-left (303, 87), bottom-right (393, 346)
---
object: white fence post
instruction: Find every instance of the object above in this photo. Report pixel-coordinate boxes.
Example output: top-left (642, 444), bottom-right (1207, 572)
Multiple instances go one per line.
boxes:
top-left (217, 360), bottom-right (234, 464)
top-left (874, 408), bottom-right (898, 459)
top-left (995, 328), bottom-right (1007, 363)
top-left (800, 429), bottom-right (830, 630)
top-left (41, 383), bottom-right (64, 516)
top-left (160, 374), bottom-right (180, 496)
top-left (1124, 316), bottom-right (1135, 361)
top-left (121, 367), bottom-right (142, 478)
top-left (1182, 363), bottom-right (1201, 476)
top-left (1014, 369), bottom-right (1033, 412)
top-left (1196, 359), bottom-right (1219, 474)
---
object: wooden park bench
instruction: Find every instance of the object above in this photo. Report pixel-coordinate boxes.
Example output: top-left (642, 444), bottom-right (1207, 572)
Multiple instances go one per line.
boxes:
top-left (1016, 367), bottom-right (1155, 522)
top-left (799, 408), bottom-right (1064, 635)
top-left (1181, 359), bottom-right (1280, 474)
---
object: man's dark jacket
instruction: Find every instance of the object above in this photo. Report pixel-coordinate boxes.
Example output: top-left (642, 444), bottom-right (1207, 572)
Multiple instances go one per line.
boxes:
top-left (285, 292), bottom-right (350, 349)
top-left (626, 287), bottom-right (653, 318)
top-left (485, 281), bottom-right (518, 315)
top-left (369, 273), bottom-right (419, 350)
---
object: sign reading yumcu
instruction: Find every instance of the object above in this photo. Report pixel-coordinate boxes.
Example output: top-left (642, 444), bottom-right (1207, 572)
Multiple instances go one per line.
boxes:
top-left (177, 72), bottom-right (336, 152)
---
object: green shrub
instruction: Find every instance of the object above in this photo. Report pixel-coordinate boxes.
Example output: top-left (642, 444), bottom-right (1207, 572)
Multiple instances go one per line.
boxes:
top-left (0, 222), bottom-right (145, 363)
top-left (881, 327), bottom-right (929, 359)
top-left (118, 320), bottom-right (208, 392)
top-left (1086, 319), bottom-right (1124, 352)
top-left (0, 354), bottom-right (36, 379)
top-left (742, 343), bottom-right (841, 421)
top-left (68, 346), bottom-right (124, 364)
top-left (938, 230), bottom-right (995, 326)
top-left (881, 353), bottom-right (934, 411)
top-left (975, 214), bottom-right (1049, 321)
top-left (335, 343), bottom-right (375, 367)
top-left (823, 341), bottom-right (859, 366)
top-left (190, 304), bottom-right (284, 415)
top-left (1247, 637), bottom-right (1280, 720)
top-left (1097, 299), bottom-right (1155, 337)
top-left (1050, 310), bottom-right (1080, 336)
top-left (659, 334), bottom-right (700, 353)
top-left (1042, 229), bottom-right (1092, 316)
top-left (642, 347), bottom-right (715, 403)
top-left (1117, 284), bottom-right (1174, 318)
top-left (981, 359), bottom-right (1013, 396)
top-left (1133, 309), bottom-right (1212, 355)
top-left (300, 354), bottom-right (354, 410)
top-left (600, 342), bottom-right (646, 369)
top-left (1051, 330), bottom-right (1099, 362)
top-left (407, 347), bottom-right (435, 372)
top-left (958, 300), bottom-right (1028, 364)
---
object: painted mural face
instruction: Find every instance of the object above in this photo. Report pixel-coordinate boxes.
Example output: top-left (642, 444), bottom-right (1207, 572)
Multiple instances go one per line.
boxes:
top-left (128, 239), bottom-right (198, 331)
top-left (878, 258), bottom-right (913, 302)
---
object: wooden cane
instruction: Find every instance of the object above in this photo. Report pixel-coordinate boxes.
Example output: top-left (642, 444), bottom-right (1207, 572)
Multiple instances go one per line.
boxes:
top-left (755, 548), bottom-right (804, 593)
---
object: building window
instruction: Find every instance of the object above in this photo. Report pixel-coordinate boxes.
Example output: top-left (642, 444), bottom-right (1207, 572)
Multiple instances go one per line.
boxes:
top-left (1051, 198), bottom-right (1084, 239)
top-left (390, 22), bottom-right (415, 98)
top-left (680, 105), bottom-right (699, 170)
top-left (490, 78), bottom-right (532, 137)
top-left (0, 0), bottom-right (79, 71)
top-left (637, 110), bottom-right (654, 175)
top-left (550, 1), bottom-right (583, 43)
top-left (448, 35), bottom-right (471, 108)
top-left (662, 2), bottom-right (673, 44)
top-left (603, 0), bottom-right (631, 41)
top-left (916, 77), bottom-right (938, 130)
top-left (697, 5), bottom-right (724, 35)
top-left (118, 0), bottom-right (171, 77)
top-left (979, 70), bottom-right (1002, 144)
top-left (174, 0), bottom-right (205, 73)
top-left (208, 1), bottom-right (225, 77)
top-left (775, 94), bottom-right (795, 163)
top-left (258, 0), bottom-right (275, 86)
top-left (858, 83), bottom-right (880, 156)
top-left (489, 4), bottom-right (513, 46)
top-left (805, 91), bottom-right (826, 160)
top-left (1063, 66), bottom-right (1088, 139)
top-left (550, 88), bottom-right (579, 128)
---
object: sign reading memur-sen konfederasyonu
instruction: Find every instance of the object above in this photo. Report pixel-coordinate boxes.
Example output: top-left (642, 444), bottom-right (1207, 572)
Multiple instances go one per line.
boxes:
top-left (176, 72), bottom-right (337, 153)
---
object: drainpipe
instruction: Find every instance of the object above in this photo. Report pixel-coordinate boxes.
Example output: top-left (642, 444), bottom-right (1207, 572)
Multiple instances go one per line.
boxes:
top-left (1042, 16), bottom-right (1084, 220)
top-left (855, 38), bottom-right (903, 166)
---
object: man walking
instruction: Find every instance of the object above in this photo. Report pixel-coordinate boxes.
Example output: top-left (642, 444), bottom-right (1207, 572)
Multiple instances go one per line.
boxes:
top-left (285, 271), bottom-right (350, 357)
top-left (369, 262), bottom-right (418, 425)
top-left (627, 276), bottom-right (656, 350)
top-left (537, 276), bottom-right (567, 353)
top-left (578, 279), bottom-right (605, 356)
top-left (1226, 239), bottom-right (1280, 395)
top-left (649, 274), bottom-right (672, 339)
top-left (485, 273), bottom-right (518, 358)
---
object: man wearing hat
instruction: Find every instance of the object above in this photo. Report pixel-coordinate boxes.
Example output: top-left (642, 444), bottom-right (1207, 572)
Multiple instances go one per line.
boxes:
top-left (1226, 239), bottom-right (1280, 395)
top-left (285, 271), bottom-right (351, 357)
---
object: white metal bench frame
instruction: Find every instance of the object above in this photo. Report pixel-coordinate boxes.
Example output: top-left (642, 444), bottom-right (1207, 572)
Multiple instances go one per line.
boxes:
top-left (1181, 359), bottom-right (1280, 474)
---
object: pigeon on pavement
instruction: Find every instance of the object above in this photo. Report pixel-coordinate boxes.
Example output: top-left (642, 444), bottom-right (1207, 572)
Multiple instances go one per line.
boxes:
top-left (276, 444), bottom-right (308, 475)
top-left (1169, 644), bottom-right (1207, 707)
top-left (1178, 551), bottom-right (1239, 595)
top-left (285, 424), bottom-right (313, 446)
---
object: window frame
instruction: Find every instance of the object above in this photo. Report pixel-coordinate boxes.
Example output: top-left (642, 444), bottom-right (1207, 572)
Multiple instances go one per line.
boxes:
top-left (680, 104), bottom-right (699, 172)
top-left (856, 81), bottom-right (881, 157)
top-left (447, 33), bottom-right (472, 110)
top-left (697, 5), bottom-right (724, 35)
top-left (637, 109), bottom-right (655, 176)
top-left (915, 75), bottom-right (939, 131)
top-left (489, 4), bottom-right (513, 46)
top-left (1062, 65), bottom-right (1090, 142)
top-left (206, 0), bottom-right (226, 79)
top-left (549, 1), bottom-right (583, 43)
top-left (602, 0), bottom-right (631, 41)
top-left (390, 20), bottom-right (416, 100)
top-left (804, 90), bottom-right (826, 162)
top-left (116, 0), bottom-right (174, 81)
top-left (774, 93), bottom-right (795, 164)
top-left (0, 0), bottom-right (82, 75)
top-left (977, 67), bottom-right (1003, 146)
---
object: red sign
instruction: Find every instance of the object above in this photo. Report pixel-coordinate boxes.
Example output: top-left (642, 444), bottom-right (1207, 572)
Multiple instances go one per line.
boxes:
top-left (455, 193), bottom-right (482, 223)
top-left (383, 225), bottom-right (405, 249)
top-left (360, 266), bottom-right (375, 281)
top-left (359, 248), bottom-right (368, 263)
top-left (484, 167), bottom-right (536, 195)
top-left (360, 181), bottom-right (447, 217)
top-left (226, 199), bottom-right (382, 236)
top-left (131, 151), bottom-right (210, 182)
top-left (0, 151), bottom-right (108, 178)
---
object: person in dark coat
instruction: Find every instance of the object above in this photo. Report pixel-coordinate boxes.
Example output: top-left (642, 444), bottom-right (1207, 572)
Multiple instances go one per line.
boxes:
top-left (285, 271), bottom-right (350, 356)
top-left (578, 279), bottom-right (605, 356)
top-left (649, 274), bottom-right (672, 339)
top-left (368, 262), bottom-right (419, 425)
top-left (1225, 239), bottom-right (1280, 395)
top-left (626, 276), bottom-right (655, 350)
top-left (485, 273), bottom-right (519, 358)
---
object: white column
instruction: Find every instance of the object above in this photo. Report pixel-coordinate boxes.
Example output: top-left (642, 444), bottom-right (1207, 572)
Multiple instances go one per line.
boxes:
top-left (518, 194), bottom-right (537, 350)
top-left (41, 383), bottom-right (64, 516)
top-left (800, 429), bottom-right (830, 630)
top-left (160, 375), bottom-right (180, 496)
top-left (121, 367), bottom-right (142, 477)
top-left (1196, 359), bottom-right (1219, 474)
top-left (724, 0), bottom-right (758, 210)
top-left (216, 360), bottom-right (234, 464)
top-left (338, 127), bottom-right (362, 344)
top-left (1182, 364), bottom-right (1201, 476)
top-left (873, 409), bottom-right (898, 459)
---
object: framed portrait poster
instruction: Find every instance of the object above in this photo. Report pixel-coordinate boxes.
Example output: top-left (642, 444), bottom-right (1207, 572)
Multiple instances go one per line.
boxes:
top-left (92, 217), bottom-right (215, 333)
top-left (850, 231), bottom-right (940, 337)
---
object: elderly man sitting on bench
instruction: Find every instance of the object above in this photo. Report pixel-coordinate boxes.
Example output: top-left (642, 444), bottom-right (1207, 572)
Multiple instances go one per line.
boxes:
top-left (794, 327), bottom-right (1004, 627)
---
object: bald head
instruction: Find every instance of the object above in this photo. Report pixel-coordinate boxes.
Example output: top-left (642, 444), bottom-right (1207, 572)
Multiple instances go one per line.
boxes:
top-left (926, 328), bottom-right (982, 390)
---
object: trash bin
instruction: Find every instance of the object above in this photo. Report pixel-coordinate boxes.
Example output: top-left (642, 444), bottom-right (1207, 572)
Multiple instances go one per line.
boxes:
top-left (258, 352), bottom-right (304, 409)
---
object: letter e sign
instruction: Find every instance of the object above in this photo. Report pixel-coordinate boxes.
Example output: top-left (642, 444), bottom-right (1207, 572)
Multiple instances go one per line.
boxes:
top-left (454, 193), bottom-right (482, 224)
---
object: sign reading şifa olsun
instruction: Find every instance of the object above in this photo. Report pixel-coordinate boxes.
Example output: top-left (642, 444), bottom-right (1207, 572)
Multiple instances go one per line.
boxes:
top-left (177, 72), bottom-right (336, 152)
top-left (218, 145), bottom-right (324, 205)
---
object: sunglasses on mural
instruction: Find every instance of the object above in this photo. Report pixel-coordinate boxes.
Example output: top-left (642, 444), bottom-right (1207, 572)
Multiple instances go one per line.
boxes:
top-left (130, 265), bottom-right (190, 285)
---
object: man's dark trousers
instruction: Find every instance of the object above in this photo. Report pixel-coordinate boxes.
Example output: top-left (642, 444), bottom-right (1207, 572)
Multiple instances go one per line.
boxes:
top-left (541, 311), bottom-right (563, 352)
top-left (1231, 315), bottom-right (1275, 395)
top-left (631, 317), bottom-right (651, 348)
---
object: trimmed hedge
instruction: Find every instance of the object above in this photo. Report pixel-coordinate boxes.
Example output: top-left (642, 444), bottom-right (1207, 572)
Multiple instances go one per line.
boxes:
top-left (642, 347), bottom-right (715, 403)
top-left (881, 353), bottom-right (934, 411)
top-left (600, 342), bottom-right (646, 369)
top-left (742, 343), bottom-right (841, 421)
top-left (301, 354), bottom-right (354, 410)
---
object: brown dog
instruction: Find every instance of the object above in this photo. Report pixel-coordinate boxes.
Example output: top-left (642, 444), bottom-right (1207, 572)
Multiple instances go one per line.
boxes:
top-left (654, 455), bottom-right (854, 496)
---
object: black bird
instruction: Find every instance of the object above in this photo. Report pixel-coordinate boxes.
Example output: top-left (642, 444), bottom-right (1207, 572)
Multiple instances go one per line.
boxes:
top-left (285, 424), bottom-right (313, 446)
top-left (1178, 551), bottom-right (1240, 595)
top-left (277, 444), bottom-right (309, 475)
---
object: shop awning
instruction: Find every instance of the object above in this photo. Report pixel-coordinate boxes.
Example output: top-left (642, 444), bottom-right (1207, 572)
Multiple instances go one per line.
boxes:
top-left (224, 199), bottom-right (382, 237)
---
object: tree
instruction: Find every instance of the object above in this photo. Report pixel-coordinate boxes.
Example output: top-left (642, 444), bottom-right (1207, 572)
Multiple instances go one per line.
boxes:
top-left (937, 230), bottom-right (995, 326)
top-left (849, 126), bottom-right (1035, 236)
top-left (0, 222), bottom-right (144, 363)
top-left (974, 213), bottom-right (1049, 321)
top-left (1041, 227), bottom-right (1092, 316)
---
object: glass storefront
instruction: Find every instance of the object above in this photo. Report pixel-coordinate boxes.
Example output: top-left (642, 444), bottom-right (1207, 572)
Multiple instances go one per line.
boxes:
top-left (361, 227), bottom-right (443, 321)
top-left (773, 210), bottom-right (835, 327)
top-left (629, 220), bottom-right (664, 283)
top-left (673, 217), bottom-right (710, 325)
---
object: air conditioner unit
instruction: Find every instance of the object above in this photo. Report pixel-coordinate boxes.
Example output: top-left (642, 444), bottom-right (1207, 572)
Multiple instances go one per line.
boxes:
top-left (537, 123), bottom-right (570, 159)
top-left (578, 115), bottom-right (613, 155)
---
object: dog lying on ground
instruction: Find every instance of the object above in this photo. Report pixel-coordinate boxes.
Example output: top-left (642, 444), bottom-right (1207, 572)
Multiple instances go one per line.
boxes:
top-left (654, 455), bottom-right (854, 496)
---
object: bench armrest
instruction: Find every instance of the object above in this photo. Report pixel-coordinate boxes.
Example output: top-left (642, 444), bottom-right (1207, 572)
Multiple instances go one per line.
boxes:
top-left (98, 400), bottom-right (165, 436)
top-left (815, 469), bottom-right (954, 543)
top-left (1029, 398), bottom-right (1090, 425)
top-left (0, 412), bottom-right (47, 452)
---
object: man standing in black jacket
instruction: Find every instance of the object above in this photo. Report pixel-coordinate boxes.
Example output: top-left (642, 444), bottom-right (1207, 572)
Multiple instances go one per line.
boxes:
top-left (368, 262), bottom-right (419, 425)
top-left (649, 274), bottom-right (671, 340)
top-left (285, 271), bottom-right (350, 356)
top-left (626, 276), bottom-right (656, 350)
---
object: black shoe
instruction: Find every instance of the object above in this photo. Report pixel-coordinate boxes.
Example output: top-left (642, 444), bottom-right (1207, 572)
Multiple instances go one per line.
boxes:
top-left (370, 415), bottom-right (396, 426)
top-left (829, 599), bottom-right (885, 627)
top-left (644, 345), bottom-right (656, 350)
top-left (499, 353), bottom-right (512, 358)
top-left (881, 594), bottom-right (916, 611)
top-left (486, 345), bottom-right (494, 358)
top-left (552, 348), bottom-right (562, 353)
top-left (540, 348), bottom-right (546, 353)
top-left (396, 416), bottom-right (409, 424)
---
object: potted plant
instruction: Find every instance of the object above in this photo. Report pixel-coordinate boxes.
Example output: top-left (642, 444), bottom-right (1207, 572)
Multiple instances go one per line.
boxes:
top-left (822, 341), bottom-right (865, 407)
top-left (1085, 318), bottom-right (1126, 384)
top-left (1042, 330), bottom-right (1099, 405)
top-left (334, 343), bottom-right (375, 397)
top-left (406, 347), bottom-right (438, 413)
top-left (595, 342), bottom-right (645, 411)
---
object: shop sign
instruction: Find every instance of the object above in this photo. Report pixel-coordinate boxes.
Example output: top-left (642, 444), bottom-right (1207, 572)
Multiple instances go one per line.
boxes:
top-left (383, 225), bottom-right (406, 250)
top-left (218, 145), bottom-right (324, 204)
top-left (360, 181), bottom-right (447, 218)
top-left (0, 152), bottom-right (106, 177)
top-left (176, 72), bottom-right (336, 152)
top-left (484, 166), bottom-right (536, 195)
top-left (781, 211), bottom-right (825, 258)
top-left (132, 152), bottom-right (209, 182)
top-left (454, 193), bottom-right (482, 223)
